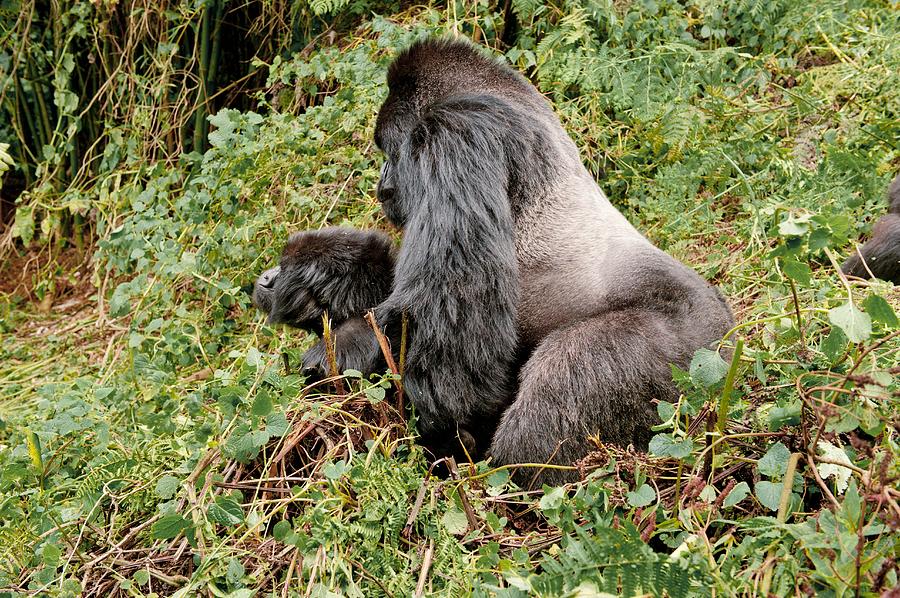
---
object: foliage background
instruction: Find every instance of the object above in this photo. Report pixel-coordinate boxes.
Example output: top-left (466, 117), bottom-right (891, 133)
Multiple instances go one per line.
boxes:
top-left (0, 0), bottom-right (898, 595)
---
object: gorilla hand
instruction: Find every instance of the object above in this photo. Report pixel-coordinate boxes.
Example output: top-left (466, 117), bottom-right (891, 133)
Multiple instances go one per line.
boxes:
top-left (300, 317), bottom-right (384, 379)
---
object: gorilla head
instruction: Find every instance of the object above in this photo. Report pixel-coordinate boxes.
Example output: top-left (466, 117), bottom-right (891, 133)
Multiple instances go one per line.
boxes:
top-left (303, 38), bottom-right (735, 487)
top-left (842, 173), bottom-right (900, 284)
top-left (253, 227), bottom-right (395, 335)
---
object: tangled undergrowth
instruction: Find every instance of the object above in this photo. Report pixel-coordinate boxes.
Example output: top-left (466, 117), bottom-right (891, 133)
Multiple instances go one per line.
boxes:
top-left (1, 0), bottom-right (898, 596)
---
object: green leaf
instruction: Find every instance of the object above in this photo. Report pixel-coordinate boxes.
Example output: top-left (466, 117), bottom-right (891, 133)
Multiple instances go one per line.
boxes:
top-left (364, 385), bottom-right (385, 403)
top-left (656, 401), bottom-right (675, 422)
top-left (539, 486), bottom-right (565, 511)
top-left (778, 213), bottom-right (810, 236)
top-left (226, 558), bottom-right (245, 586)
top-left (817, 441), bottom-right (852, 494)
top-left (132, 570), bottom-right (150, 585)
top-left (108, 283), bottom-right (132, 318)
top-left (265, 412), bottom-right (289, 438)
top-left (755, 481), bottom-right (782, 511)
top-left (151, 514), bottom-right (191, 539)
top-left (208, 496), bottom-right (244, 526)
top-left (689, 348), bottom-right (729, 387)
top-left (821, 327), bottom-right (848, 362)
top-left (223, 426), bottom-right (269, 463)
top-left (862, 294), bottom-right (898, 327)
top-left (251, 389), bottom-right (273, 416)
top-left (782, 258), bottom-right (811, 286)
top-left (842, 479), bottom-right (861, 525)
top-left (12, 206), bottom-right (35, 245)
top-left (441, 508), bottom-right (469, 535)
top-left (272, 520), bottom-right (292, 541)
top-left (41, 543), bottom-right (61, 567)
top-left (648, 434), bottom-right (694, 458)
top-left (155, 475), bottom-right (180, 499)
top-left (768, 401), bottom-right (801, 431)
top-left (828, 302), bottom-right (872, 344)
top-left (323, 459), bottom-right (348, 480)
top-left (722, 482), bottom-right (751, 508)
top-left (487, 469), bottom-right (510, 489)
top-left (758, 442), bottom-right (791, 478)
top-left (808, 227), bottom-right (831, 251)
top-left (25, 430), bottom-right (42, 471)
top-left (626, 484), bottom-right (656, 508)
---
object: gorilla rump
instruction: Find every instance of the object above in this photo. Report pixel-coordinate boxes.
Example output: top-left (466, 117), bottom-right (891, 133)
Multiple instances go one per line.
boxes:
top-left (842, 174), bottom-right (900, 284)
top-left (252, 227), bottom-right (394, 335)
top-left (303, 38), bottom-right (735, 487)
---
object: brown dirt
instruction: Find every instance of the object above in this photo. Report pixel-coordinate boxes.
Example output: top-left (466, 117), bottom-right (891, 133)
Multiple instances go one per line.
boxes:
top-left (0, 245), bottom-right (95, 314)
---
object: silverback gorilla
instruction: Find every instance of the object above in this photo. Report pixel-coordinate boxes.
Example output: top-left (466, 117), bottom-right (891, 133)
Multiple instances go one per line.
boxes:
top-left (253, 228), bottom-right (395, 372)
top-left (303, 38), bottom-right (735, 487)
top-left (842, 174), bottom-right (900, 284)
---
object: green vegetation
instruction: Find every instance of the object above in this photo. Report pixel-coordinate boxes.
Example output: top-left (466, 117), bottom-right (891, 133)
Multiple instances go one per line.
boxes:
top-left (1, 0), bottom-right (898, 595)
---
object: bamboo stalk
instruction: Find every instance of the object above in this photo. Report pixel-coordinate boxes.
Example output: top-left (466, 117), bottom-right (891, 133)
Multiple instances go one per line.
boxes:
top-left (26, 55), bottom-right (54, 150)
top-left (193, 4), bottom-right (212, 152)
top-left (207, 0), bottom-right (224, 93)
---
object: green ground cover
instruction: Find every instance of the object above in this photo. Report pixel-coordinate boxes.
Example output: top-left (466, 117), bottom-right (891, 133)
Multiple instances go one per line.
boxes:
top-left (0, 0), bottom-right (898, 595)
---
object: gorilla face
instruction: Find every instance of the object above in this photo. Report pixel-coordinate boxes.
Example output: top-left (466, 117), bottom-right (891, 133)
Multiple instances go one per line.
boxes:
top-left (252, 263), bottom-right (326, 333)
top-left (252, 228), bottom-right (396, 335)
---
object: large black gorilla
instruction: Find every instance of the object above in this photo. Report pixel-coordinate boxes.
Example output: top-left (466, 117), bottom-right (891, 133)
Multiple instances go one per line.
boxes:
top-left (302, 38), bottom-right (735, 487)
top-left (253, 227), bottom-right (396, 372)
top-left (842, 174), bottom-right (900, 284)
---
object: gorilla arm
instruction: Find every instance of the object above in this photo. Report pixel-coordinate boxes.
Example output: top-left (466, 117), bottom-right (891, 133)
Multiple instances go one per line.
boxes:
top-left (305, 96), bottom-right (521, 452)
top-left (385, 98), bottom-right (521, 445)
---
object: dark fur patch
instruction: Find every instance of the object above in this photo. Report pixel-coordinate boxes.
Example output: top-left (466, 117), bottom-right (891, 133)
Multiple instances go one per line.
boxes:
top-left (843, 174), bottom-right (900, 284)
top-left (253, 227), bottom-right (395, 330)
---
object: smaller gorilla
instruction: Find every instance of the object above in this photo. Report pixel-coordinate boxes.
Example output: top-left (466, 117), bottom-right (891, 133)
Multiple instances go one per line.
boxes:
top-left (842, 173), bottom-right (900, 284)
top-left (253, 228), bottom-right (396, 372)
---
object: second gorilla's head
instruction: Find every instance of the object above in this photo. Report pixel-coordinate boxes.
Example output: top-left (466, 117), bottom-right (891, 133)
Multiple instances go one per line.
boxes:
top-left (253, 227), bottom-right (395, 334)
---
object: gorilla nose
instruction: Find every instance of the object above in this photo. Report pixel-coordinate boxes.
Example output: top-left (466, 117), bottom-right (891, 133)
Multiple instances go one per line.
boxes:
top-left (259, 266), bottom-right (280, 288)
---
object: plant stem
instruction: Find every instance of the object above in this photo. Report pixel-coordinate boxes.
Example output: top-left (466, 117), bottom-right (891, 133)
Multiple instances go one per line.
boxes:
top-left (717, 338), bottom-right (744, 434)
top-left (788, 277), bottom-right (806, 349)
top-left (760, 452), bottom-right (801, 595)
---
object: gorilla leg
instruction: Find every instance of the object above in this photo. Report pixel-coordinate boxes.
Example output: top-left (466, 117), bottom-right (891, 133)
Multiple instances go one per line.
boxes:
top-left (489, 309), bottom-right (695, 489)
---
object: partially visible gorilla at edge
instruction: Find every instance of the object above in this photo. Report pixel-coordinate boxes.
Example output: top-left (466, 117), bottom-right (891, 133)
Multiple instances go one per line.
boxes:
top-left (842, 174), bottom-right (900, 284)
top-left (302, 38), bottom-right (735, 487)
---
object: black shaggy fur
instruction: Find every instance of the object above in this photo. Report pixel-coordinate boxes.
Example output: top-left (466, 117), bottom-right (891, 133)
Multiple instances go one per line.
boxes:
top-left (304, 38), bottom-right (736, 487)
top-left (252, 227), bottom-right (395, 335)
top-left (842, 174), bottom-right (900, 284)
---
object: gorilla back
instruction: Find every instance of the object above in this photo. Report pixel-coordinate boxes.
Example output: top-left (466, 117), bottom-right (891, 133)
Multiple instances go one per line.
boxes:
top-left (357, 38), bottom-right (734, 486)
